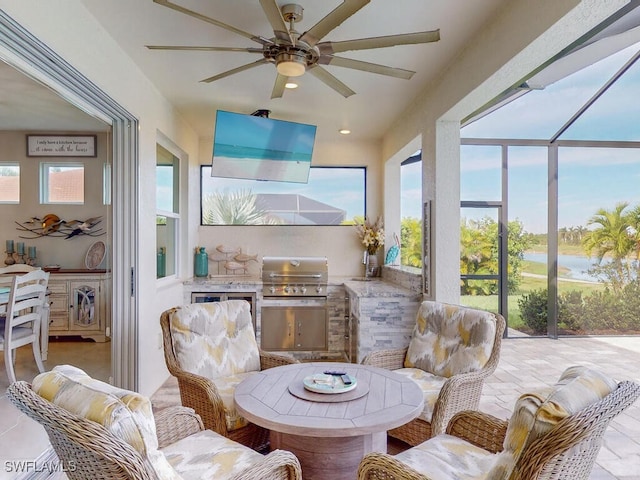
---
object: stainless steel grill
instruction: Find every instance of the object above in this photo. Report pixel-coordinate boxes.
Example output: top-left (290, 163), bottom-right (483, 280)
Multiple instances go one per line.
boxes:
top-left (261, 256), bottom-right (329, 351)
top-left (261, 256), bottom-right (328, 297)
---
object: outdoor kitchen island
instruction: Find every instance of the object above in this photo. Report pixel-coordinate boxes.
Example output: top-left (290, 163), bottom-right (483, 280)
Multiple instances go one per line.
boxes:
top-left (183, 270), bottom-right (422, 362)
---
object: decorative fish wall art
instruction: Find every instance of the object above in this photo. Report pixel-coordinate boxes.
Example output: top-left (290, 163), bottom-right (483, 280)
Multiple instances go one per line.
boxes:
top-left (15, 214), bottom-right (104, 239)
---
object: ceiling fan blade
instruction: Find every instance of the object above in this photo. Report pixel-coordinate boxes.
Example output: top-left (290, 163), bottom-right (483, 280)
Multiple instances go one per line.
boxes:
top-left (318, 30), bottom-right (440, 55)
top-left (200, 59), bottom-right (269, 83)
top-left (320, 55), bottom-right (415, 79)
top-left (299, 0), bottom-right (370, 47)
top-left (153, 0), bottom-right (272, 46)
top-left (308, 66), bottom-right (355, 98)
top-left (259, 0), bottom-right (292, 43)
top-left (271, 74), bottom-right (288, 99)
top-left (146, 45), bottom-right (264, 53)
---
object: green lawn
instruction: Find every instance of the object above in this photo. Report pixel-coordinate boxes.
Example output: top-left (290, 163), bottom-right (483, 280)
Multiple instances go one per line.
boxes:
top-left (462, 256), bottom-right (605, 331)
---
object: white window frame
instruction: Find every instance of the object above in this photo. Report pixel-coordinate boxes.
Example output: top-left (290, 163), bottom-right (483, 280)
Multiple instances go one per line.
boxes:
top-left (0, 162), bottom-right (20, 204)
top-left (40, 161), bottom-right (85, 205)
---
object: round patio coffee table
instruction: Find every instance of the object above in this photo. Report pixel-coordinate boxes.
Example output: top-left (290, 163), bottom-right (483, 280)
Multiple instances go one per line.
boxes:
top-left (234, 362), bottom-right (423, 480)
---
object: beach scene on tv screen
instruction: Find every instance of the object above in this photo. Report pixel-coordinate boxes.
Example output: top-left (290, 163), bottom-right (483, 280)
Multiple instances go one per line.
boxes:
top-left (211, 110), bottom-right (316, 183)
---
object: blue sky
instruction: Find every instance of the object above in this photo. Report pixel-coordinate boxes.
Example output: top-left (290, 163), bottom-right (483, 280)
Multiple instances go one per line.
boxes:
top-left (401, 40), bottom-right (640, 234)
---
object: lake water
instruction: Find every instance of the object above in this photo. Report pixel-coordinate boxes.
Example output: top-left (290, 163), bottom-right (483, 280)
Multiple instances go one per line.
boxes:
top-left (523, 252), bottom-right (603, 282)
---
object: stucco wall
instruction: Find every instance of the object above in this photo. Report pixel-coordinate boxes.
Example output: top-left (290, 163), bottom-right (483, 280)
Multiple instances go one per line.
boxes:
top-left (194, 136), bottom-right (383, 277)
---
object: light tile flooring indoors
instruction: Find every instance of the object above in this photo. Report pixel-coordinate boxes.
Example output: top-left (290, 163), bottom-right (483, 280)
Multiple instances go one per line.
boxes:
top-left (1, 335), bottom-right (639, 479)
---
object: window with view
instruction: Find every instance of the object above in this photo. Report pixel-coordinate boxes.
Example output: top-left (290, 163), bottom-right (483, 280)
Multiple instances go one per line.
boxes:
top-left (0, 164), bottom-right (19, 203)
top-left (200, 166), bottom-right (366, 225)
top-left (400, 153), bottom-right (422, 267)
top-left (40, 163), bottom-right (84, 204)
top-left (157, 145), bottom-right (180, 279)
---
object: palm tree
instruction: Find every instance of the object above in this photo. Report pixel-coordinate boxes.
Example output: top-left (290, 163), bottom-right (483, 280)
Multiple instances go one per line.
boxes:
top-left (582, 202), bottom-right (635, 291)
top-left (202, 189), bottom-right (281, 225)
top-left (460, 218), bottom-right (496, 295)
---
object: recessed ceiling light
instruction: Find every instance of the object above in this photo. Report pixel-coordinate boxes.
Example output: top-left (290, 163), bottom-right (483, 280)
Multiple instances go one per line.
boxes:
top-left (285, 82), bottom-right (298, 89)
top-left (339, 129), bottom-right (351, 135)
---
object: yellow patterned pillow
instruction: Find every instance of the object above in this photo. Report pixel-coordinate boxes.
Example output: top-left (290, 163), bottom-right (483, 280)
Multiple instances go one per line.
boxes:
top-left (404, 301), bottom-right (497, 377)
top-left (169, 301), bottom-right (260, 379)
top-left (488, 365), bottom-right (618, 480)
top-left (162, 429), bottom-right (263, 480)
top-left (32, 365), bottom-right (180, 480)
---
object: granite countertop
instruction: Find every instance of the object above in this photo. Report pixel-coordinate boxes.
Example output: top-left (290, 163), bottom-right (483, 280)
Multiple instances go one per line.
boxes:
top-left (184, 275), bottom-right (261, 286)
top-left (341, 278), bottom-right (422, 298)
top-left (184, 275), bottom-right (419, 298)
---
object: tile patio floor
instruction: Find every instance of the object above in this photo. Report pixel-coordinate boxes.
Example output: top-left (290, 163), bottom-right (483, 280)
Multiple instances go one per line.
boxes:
top-left (150, 334), bottom-right (640, 479)
top-left (1, 335), bottom-right (638, 479)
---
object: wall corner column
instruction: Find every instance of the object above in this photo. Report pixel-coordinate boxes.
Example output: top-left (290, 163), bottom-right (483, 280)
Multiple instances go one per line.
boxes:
top-left (422, 120), bottom-right (461, 303)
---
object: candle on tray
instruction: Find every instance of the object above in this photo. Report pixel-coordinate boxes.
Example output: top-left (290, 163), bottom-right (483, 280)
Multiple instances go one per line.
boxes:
top-left (6, 240), bottom-right (13, 253)
top-left (17, 242), bottom-right (24, 255)
top-left (28, 246), bottom-right (36, 258)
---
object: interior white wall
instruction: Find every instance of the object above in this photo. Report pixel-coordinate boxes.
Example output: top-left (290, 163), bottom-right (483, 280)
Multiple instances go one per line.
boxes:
top-left (0, 131), bottom-right (109, 268)
top-left (194, 136), bottom-right (383, 277)
top-left (380, 0), bottom-right (628, 303)
top-left (0, 1), bottom-right (200, 397)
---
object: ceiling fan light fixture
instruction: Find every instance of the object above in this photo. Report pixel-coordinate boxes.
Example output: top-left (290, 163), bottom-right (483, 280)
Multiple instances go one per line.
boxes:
top-left (276, 51), bottom-right (306, 77)
top-left (285, 82), bottom-right (299, 89)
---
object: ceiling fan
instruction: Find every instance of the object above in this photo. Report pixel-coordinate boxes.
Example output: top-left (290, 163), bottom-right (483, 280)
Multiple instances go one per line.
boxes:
top-left (147, 0), bottom-right (440, 98)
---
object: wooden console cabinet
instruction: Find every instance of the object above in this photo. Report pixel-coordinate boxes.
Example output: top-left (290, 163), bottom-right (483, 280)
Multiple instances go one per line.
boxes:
top-left (48, 270), bottom-right (110, 342)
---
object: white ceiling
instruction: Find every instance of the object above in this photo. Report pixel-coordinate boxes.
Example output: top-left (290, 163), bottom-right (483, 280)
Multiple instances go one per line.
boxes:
top-left (0, 0), bottom-right (508, 142)
top-left (0, 61), bottom-right (109, 132)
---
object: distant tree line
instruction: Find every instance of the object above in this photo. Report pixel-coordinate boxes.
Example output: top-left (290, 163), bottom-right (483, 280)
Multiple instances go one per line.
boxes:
top-left (519, 201), bottom-right (640, 334)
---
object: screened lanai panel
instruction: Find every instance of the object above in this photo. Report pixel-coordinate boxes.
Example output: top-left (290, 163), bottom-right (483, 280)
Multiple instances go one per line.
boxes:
top-left (507, 146), bottom-right (548, 336)
top-left (558, 43), bottom-right (640, 141)
top-left (558, 146), bottom-right (640, 335)
top-left (461, 40), bottom-right (638, 140)
top-left (460, 145), bottom-right (501, 202)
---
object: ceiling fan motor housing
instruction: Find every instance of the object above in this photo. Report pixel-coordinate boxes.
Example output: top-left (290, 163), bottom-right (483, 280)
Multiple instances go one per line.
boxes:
top-left (281, 4), bottom-right (304, 23)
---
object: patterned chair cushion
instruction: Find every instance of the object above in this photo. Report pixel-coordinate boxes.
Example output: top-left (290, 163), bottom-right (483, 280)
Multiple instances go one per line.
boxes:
top-left (32, 365), bottom-right (179, 480)
top-left (161, 429), bottom-right (263, 480)
top-left (404, 301), bottom-right (497, 378)
top-left (394, 367), bottom-right (446, 423)
top-left (168, 301), bottom-right (260, 379)
top-left (211, 372), bottom-right (257, 431)
top-left (395, 433), bottom-right (496, 480)
top-left (487, 365), bottom-right (618, 480)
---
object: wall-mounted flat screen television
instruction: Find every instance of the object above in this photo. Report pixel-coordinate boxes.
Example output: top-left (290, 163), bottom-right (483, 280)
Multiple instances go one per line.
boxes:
top-left (211, 110), bottom-right (317, 183)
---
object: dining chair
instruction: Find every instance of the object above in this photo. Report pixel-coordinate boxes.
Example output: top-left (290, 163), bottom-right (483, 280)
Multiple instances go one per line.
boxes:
top-left (0, 264), bottom-right (39, 275)
top-left (0, 269), bottom-right (49, 383)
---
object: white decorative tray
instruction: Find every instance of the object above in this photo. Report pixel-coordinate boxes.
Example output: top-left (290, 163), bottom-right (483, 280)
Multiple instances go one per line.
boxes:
top-left (85, 241), bottom-right (106, 270)
top-left (303, 374), bottom-right (357, 394)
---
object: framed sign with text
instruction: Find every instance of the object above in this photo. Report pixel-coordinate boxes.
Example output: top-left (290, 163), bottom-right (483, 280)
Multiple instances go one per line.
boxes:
top-left (27, 135), bottom-right (97, 157)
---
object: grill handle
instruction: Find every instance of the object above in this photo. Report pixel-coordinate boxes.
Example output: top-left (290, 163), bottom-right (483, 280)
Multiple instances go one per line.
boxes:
top-left (268, 273), bottom-right (323, 279)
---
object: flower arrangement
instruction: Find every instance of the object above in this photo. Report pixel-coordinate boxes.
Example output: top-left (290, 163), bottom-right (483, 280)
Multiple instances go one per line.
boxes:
top-left (354, 216), bottom-right (385, 255)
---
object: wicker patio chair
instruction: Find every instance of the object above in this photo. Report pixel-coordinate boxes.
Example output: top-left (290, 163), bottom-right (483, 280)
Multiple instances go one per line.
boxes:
top-left (362, 300), bottom-right (505, 445)
top-left (160, 301), bottom-right (298, 452)
top-left (358, 366), bottom-right (640, 480)
top-left (7, 366), bottom-right (302, 480)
